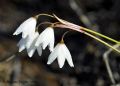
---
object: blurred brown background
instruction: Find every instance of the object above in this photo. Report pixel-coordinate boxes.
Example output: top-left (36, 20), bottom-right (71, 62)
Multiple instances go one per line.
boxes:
top-left (0, 0), bottom-right (120, 86)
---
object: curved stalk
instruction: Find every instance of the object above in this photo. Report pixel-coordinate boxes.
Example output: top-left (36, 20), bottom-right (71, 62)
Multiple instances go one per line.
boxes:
top-left (35, 13), bottom-right (54, 19)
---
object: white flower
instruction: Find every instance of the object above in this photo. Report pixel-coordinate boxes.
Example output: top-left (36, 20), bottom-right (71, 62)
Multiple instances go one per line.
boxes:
top-left (47, 43), bottom-right (74, 68)
top-left (13, 17), bottom-right (37, 38)
top-left (17, 32), bottom-right (42, 57)
top-left (35, 27), bottom-right (55, 52)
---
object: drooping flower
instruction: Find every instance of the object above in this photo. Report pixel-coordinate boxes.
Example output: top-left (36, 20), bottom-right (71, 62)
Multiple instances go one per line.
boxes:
top-left (35, 27), bottom-right (55, 52)
top-left (17, 32), bottom-right (42, 57)
top-left (13, 17), bottom-right (37, 38)
top-left (47, 43), bottom-right (74, 68)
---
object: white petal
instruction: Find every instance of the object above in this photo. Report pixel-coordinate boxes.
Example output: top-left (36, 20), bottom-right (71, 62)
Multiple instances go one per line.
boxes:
top-left (57, 50), bottom-right (66, 68)
top-left (18, 46), bottom-right (25, 52)
top-left (42, 40), bottom-right (50, 50)
top-left (13, 27), bottom-right (22, 35)
top-left (35, 34), bottom-right (44, 47)
top-left (26, 32), bottom-right (39, 57)
top-left (46, 27), bottom-right (54, 51)
top-left (62, 44), bottom-right (74, 67)
top-left (17, 37), bottom-right (27, 52)
top-left (27, 46), bottom-right (36, 57)
top-left (27, 39), bottom-right (37, 57)
top-left (48, 29), bottom-right (55, 51)
top-left (26, 37), bottom-right (33, 49)
top-left (37, 44), bottom-right (42, 56)
top-left (49, 40), bottom-right (54, 52)
top-left (22, 22), bottom-right (36, 38)
top-left (35, 27), bottom-right (54, 48)
top-left (26, 32), bottom-right (39, 49)
top-left (22, 17), bottom-right (36, 26)
top-left (47, 52), bottom-right (57, 65)
top-left (22, 32), bottom-right (28, 38)
top-left (47, 44), bottom-right (60, 64)
top-left (13, 17), bottom-right (36, 36)
top-left (35, 28), bottom-right (50, 47)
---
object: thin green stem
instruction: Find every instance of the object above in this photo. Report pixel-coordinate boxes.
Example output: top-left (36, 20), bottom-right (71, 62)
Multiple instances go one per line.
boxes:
top-left (62, 31), bottom-right (70, 40)
top-left (84, 32), bottom-right (120, 53)
top-left (81, 27), bottom-right (120, 44)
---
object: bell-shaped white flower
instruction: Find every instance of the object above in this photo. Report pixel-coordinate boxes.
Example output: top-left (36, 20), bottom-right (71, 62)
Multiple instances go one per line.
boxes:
top-left (13, 17), bottom-right (37, 38)
top-left (17, 32), bottom-right (42, 57)
top-left (35, 27), bottom-right (55, 52)
top-left (47, 43), bottom-right (74, 68)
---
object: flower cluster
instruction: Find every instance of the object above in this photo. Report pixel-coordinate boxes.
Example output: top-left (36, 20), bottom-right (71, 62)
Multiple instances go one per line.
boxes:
top-left (13, 16), bottom-right (74, 68)
top-left (13, 14), bottom-right (120, 68)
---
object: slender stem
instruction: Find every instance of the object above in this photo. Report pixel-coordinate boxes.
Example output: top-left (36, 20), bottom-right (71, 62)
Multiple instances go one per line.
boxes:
top-left (103, 44), bottom-right (120, 85)
top-left (53, 14), bottom-right (120, 44)
top-left (104, 56), bottom-right (115, 84)
top-left (83, 32), bottom-right (120, 53)
top-left (62, 31), bottom-right (70, 40)
top-left (35, 13), bottom-right (54, 19)
top-left (81, 27), bottom-right (120, 44)
top-left (36, 21), bottom-right (53, 31)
